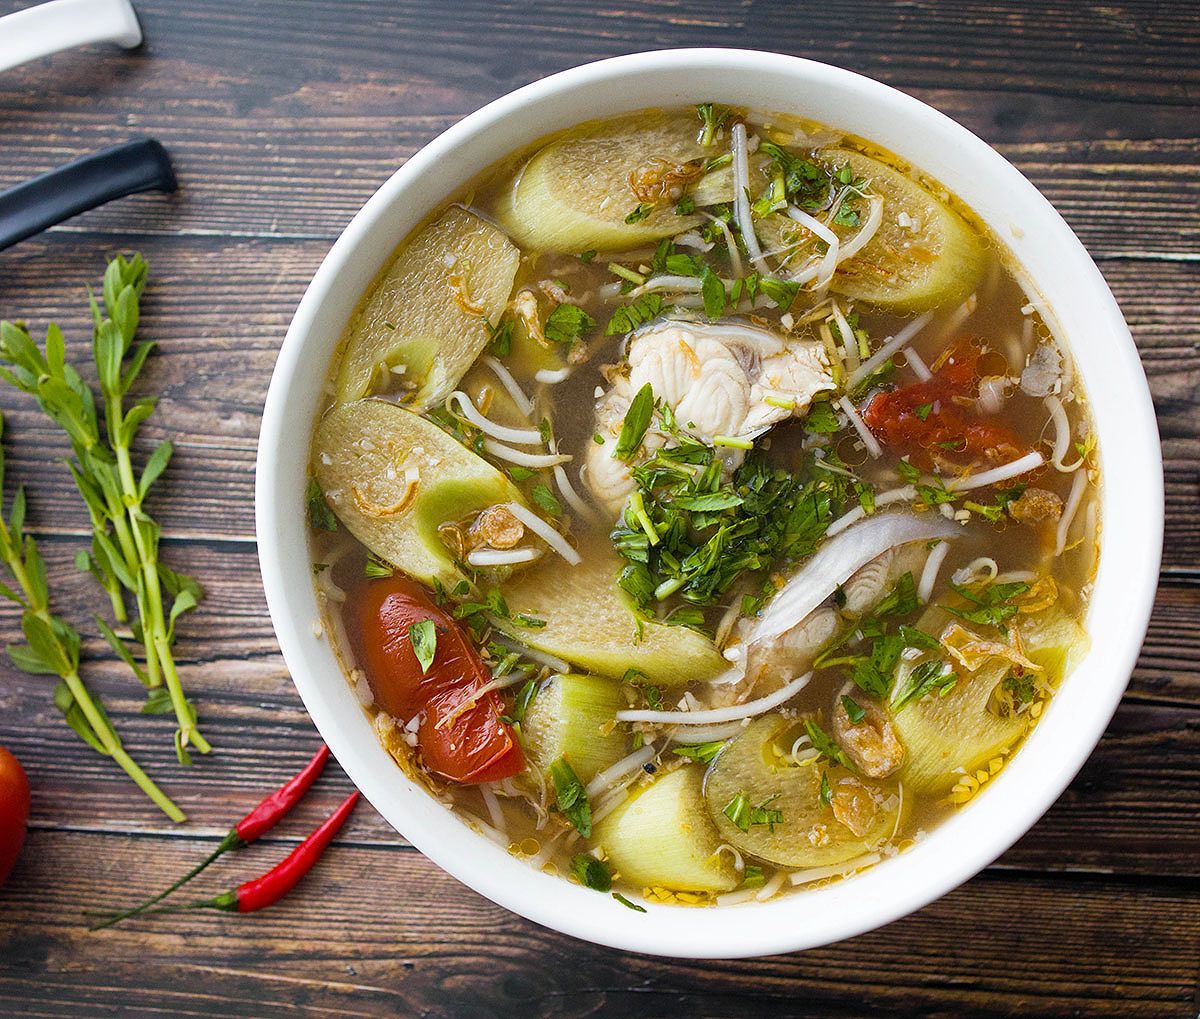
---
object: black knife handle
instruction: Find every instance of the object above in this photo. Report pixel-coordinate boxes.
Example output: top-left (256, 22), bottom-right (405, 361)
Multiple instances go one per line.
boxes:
top-left (0, 139), bottom-right (177, 251)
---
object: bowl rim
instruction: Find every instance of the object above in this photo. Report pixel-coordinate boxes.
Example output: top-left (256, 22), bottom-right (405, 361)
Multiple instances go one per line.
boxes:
top-left (256, 47), bottom-right (1163, 958)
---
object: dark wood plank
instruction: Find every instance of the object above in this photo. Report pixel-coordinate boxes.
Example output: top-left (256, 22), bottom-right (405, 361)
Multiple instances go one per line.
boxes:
top-left (0, 3), bottom-right (1196, 249)
top-left (0, 830), bottom-right (1196, 1019)
top-left (0, 236), bottom-right (1196, 566)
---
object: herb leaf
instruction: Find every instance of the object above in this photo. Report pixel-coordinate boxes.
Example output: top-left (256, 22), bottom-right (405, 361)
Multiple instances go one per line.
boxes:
top-left (544, 304), bottom-right (595, 346)
top-left (571, 853), bottom-right (613, 891)
top-left (549, 756), bottom-right (592, 837)
top-left (613, 383), bottom-right (654, 462)
top-left (408, 619), bottom-right (437, 674)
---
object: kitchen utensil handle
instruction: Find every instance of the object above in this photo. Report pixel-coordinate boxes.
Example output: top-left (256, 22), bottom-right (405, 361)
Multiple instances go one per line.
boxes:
top-left (0, 0), bottom-right (142, 74)
top-left (0, 140), bottom-right (177, 252)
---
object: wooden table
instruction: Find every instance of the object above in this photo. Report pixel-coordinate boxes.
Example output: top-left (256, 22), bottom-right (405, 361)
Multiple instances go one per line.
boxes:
top-left (0, 2), bottom-right (1196, 1015)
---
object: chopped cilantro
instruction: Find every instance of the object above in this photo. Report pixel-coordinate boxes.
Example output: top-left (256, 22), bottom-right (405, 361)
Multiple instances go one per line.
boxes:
top-left (700, 265), bottom-right (726, 320)
top-left (891, 660), bottom-right (958, 711)
top-left (606, 293), bottom-right (665, 336)
top-left (914, 402), bottom-right (934, 421)
top-left (804, 719), bottom-right (855, 770)
top-left (672, 740), bottom-right (726, 764)
top-left (364, 555), bottom-right (394, 579)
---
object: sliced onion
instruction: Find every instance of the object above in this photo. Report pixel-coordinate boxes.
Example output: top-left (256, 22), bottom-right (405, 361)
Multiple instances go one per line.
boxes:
top-left (585, 744), bottom-right (656, 799)
top-left (483, 355), bottom-right (534, 417)
top-left (945, 450), bottom-right (1043, 491)
top-left (615, 670), bottom-right (813, 724)
top-left (753, 512), bottom-right (961, 645)
top-left (451, 392), bottom-right (542, 444)
top-left (847, 311), bottom-right (935, 389)
top-left (502, 501), bottom-right (581, 565)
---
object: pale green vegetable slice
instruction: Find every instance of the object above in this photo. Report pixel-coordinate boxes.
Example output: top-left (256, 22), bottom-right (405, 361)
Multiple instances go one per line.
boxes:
top-left (313, 399), bottom-right (523, 589)
top-left (494, 110), bottom-right (716, 253)
top-left (822, 147), bottom-right (985, 312)
top-left (496, 552), bottom-right (726, 685)
top-left (335, 206), bottom-right (519, 406)
top-left (595, 765), bottom-right (738, 893)
top-left (522, 673), bottom-right (627, 783)
top-left (704, 714), bottom-right (902, 868)
top-left (892, 604), bottom-right (1089, 793)
top-left (892, 656), bottom-right (1021, 794)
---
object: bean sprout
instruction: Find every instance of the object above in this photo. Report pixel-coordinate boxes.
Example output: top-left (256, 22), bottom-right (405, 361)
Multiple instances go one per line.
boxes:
top-left (502, 501), bottom-right (581, 565)
top-left (451, 392), bottom-right (542, 444)
top-left (1055, 467), bottom-right (1088, 556)
top-left (616, 671), bottom-right (813, 724)
top-left (918, 540), bottom-right (950, 602)
top-left (483, 355), bottom-right (534, 417)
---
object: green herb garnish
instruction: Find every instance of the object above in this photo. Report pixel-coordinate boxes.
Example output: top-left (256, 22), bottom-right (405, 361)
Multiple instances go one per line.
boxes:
top-left (549, 756), bottom-right (592, 837)
top-left (672, 740), bottom-right (726, 764)
top-left (723, 791), bottom-right (784, 833)
top-left (613, 383), bottom-right (655, 462)
top-left (408, 619), bottom-right (437, 673)
top-left (544, 303), bottom-right (595, 346)
top-left (571, 853), bottom-right (613, 891)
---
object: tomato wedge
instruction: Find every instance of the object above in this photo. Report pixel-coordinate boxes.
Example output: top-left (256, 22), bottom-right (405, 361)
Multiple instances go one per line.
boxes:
top-left (862, 342), bottom-right (1028, 468)
top-left (355, 575), bottom-right (524, 784)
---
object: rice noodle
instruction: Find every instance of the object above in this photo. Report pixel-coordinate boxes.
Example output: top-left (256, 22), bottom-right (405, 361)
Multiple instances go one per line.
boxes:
top-left (847, 311), bottom-right (935, 389)
top-left (731, 122), bottom-right (771, 277)
top-left (918, 540), bottom-right (950, 602)
top-left (1044, 394), bottom-right (1084, 472)
top-left (535, 367), bottom-right (571, 385)
top-left (786, 206), bottom-right (839, 290)
top-left (788, 853), bottom-right (882, 886)
top-left (451, 392), bottom-right (542, 444)
top-left (483, 355), bottom-right (534, 417)
top-left (826, 485), bottom-right (917, 537)
top-left (483, 439), bottom-right (571, 468)
top-left (616, 671), bottom-right (813, 724)
top-left (701, 212), bottom-right (744, 279)
top-left (755, 868), bottom-right (789, 902)
top-left (466, 547), bottom-right (543, 567)
top-left (1055, 467), bottom-right (1088, 556)
top-left (754, 512), bottom-right (961, 644)
top-left (836, 395), bottom-right (882, 458)
top-left (715, 886), bottom-right (761, 906)
top-left (585, 744), bottom-right (656, 798)
top-left (945, 450), bottom-right (1044, 491)
top-left (502, 501), bottom-right (581, 565)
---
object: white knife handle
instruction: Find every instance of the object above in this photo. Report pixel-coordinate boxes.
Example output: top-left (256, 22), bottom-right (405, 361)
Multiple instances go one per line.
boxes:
top-left (0, 0), bottom-right (142, 74)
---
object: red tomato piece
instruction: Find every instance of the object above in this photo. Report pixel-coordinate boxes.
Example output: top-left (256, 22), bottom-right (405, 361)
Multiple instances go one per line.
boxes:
top-left (863, 342), bottom-right (1028, 468)
top-left (355, 575), bottom-right (524, 784)
top-left (0, 745), bottom-right (30, 886)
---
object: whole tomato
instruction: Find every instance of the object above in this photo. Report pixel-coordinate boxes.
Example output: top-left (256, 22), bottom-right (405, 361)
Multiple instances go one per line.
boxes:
top-left (0, 745), bottom-right (30, 886)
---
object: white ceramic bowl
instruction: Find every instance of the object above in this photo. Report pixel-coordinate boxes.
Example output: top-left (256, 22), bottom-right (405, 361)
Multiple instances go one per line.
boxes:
top-left (256, 49), bottom-right (1163, 958)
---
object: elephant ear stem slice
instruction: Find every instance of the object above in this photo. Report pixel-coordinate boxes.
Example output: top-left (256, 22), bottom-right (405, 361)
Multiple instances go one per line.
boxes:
top-left (335, 206), bottom-right (519, 407)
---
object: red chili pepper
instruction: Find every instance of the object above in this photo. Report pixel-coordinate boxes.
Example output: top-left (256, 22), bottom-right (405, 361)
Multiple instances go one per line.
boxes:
top-left (218, 790), bottom-right (359, 913)
top-left (131, 791), bottom-right (360, 919)
top-left (89, 743), bottom-right (331, 929)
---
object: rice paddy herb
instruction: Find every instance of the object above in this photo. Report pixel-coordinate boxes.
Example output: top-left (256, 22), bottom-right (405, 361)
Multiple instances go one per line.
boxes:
top-left (0, 255), bottom-right (209, 765)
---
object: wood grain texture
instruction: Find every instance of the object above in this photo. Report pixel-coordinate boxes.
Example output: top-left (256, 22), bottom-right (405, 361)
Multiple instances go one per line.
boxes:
top-left (0, 1), bottom-right (1197, 1015)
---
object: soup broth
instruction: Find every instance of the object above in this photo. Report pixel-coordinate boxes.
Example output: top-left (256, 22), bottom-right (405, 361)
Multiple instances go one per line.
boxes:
top-left (308, 104), bottom-right (1099, 907)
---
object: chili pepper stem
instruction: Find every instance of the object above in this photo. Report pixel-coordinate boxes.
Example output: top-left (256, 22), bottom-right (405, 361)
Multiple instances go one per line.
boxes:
top-left (86, 830), bottom-right (240, 929)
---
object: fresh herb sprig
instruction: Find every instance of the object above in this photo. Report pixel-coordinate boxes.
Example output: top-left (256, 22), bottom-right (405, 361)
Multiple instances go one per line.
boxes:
top-left (0, 256), bottom-right (208, 763)
top-left (0, 415), bottom-right (183, 819)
